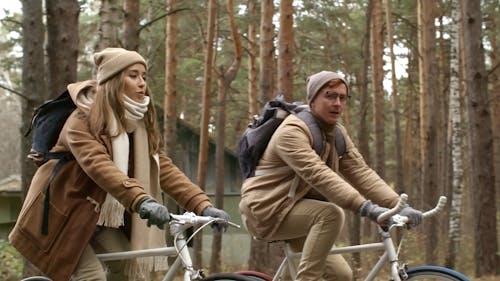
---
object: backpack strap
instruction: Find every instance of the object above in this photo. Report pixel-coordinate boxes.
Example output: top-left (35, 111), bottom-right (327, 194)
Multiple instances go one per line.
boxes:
top-left (41, 152), bottom-right (74, 235)
top-left (333, 126), bottom-right (346, 158)
top-left (295, 110), bottom-right (323, 155)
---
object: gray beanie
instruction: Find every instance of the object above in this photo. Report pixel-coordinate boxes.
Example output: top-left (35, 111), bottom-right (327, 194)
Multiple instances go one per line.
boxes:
top-left (94, 47), bottom-right (147, 85)
top-left (306, 71), bottom-right (348, 105)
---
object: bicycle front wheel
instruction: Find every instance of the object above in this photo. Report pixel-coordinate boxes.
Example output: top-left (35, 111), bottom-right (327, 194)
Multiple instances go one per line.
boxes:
top-left (201, 273), bottom-right (259, 281)
top-left (404, 265), bottom-right (470, 281)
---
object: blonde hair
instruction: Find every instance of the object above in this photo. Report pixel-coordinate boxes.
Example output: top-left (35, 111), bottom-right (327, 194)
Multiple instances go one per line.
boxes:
top-left (88, 72), bottom-right (162, 154)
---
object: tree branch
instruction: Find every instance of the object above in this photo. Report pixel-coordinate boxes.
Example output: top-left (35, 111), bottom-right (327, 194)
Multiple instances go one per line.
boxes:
top-left (138, 8), bottom-right (190, 32)
top-left (0, 84), bottom-right (28, 101)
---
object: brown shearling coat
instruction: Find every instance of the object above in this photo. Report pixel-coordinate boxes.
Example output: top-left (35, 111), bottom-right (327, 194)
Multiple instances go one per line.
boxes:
top-left (239, 114), bottom-right (399, 240)
top-left (9, 82), bottom-right (211, 281)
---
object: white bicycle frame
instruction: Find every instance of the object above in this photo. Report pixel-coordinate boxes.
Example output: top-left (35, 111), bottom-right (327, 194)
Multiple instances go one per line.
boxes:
top-left (272, 194), bottom-right (447, 281)
top-left (96, 213), bottom-right (240, 281)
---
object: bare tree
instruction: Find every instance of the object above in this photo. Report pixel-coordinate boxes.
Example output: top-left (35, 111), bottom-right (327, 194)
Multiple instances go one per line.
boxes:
top-left (194, 0), bottom-right (217, 269)
top-left (462, 0), bottom-right (499, 276)
top-left (211, 0), bottom-right (242, 272)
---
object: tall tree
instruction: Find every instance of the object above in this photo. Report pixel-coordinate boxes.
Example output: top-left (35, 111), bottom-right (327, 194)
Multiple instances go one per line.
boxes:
top-left (352, 1), bottom-right (373, 276)
top-left (418, 0), bottom-right (440, 264)
top-left (384, 0), bottom-right (403, 191)
top-left (259, 0), bottom-right (274, 106)
top-left (462, 0), bottom-right (499, 276)
top-left (45, 0), bottom-right (79, 95)
top-left (96, 0), bottom-right (121, 50)
top-left (165, 0), bottom-right (179, 163)
top-left (277, 0), bottom-right (293, 101)
top-left (247, 0), bottom-right (258, 117)
top-left (483, 0), bottom-right (500, 241)
top-left (194, 0), bottom-right (217, 269)
top-left (370, 0), bottom-right (385, 178)
top-left (20, 0), bottom-right (46, 277)
top-left (123, 0), bottom-right (140, 50)
top-left (211, 0), bottom-right (242, 272)
top-left (445, 0), bottom-right (464, 269)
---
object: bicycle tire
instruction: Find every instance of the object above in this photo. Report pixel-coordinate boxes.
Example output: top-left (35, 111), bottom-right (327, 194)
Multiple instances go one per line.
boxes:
top-left (235, 270), bottom-right (273, 281)
top-left (405, 265), bottom-right (470, 281)
top-left (201, 273), bottom-right (258, 281)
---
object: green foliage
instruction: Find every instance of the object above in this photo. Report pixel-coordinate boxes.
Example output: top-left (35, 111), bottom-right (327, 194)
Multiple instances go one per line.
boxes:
top-left (0, 240), bottom-right (23, 281)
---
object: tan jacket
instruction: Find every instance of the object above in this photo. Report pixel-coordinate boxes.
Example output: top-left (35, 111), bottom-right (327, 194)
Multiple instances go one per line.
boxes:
top-left (9, 82), bottom-right (211, 281)
top-left (239, 114), bottom-right (399, 240)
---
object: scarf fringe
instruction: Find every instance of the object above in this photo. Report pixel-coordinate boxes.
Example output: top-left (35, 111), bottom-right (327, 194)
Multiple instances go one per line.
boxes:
top-left (126, 256), bottom-right (169, 281)
top-left (97, 194), bottom-right (125, 227)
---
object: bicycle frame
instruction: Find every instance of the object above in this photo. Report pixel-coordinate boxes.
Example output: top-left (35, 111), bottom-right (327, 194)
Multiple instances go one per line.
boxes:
top-left (272, 195), bottom-right (447, 281)
top-left (96, 213), bottom-right (239, 281)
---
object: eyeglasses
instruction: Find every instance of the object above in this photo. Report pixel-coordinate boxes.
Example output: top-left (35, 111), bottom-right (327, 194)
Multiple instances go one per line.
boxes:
top-left (324, 91), bottom-right (350, 103)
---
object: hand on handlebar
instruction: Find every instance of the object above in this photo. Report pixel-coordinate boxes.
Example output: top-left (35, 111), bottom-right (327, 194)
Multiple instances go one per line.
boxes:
top-left (359, 200), bottom-right (390, 224)
top-left (201, 207), bottom-right (230, 232)
top-left (136, 198), bottom-right (170, 229)
top-left (398, 206), bottom-right (423, 228)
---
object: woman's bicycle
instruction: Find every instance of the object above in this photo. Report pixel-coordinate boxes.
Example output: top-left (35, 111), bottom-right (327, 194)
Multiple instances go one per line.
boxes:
top-left (22, 212), bottom-right (256, 281)
top-left (236, 194), bottom-right (471, 281)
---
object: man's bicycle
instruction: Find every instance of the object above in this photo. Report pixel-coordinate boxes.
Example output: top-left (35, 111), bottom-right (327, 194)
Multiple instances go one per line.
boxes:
top-left (236, 194), bottom-right (471, 281)
top-left (22, 212), bottom-right (256, 281)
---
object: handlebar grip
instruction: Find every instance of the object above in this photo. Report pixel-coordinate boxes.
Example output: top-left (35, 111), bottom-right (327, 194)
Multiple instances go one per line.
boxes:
top-left (422, 196), bottom-right (447, 218)
top-left (377, 193), bottom-right (408, 223)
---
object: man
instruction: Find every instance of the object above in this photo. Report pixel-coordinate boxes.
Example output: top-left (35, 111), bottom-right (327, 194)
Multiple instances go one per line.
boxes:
top-left (239, 71), bottom-right (421, 281)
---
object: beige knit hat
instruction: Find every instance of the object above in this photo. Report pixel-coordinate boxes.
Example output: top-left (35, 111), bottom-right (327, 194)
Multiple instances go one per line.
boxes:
top-left (306, 71), bottom-right (349, 105)
top-left (94, 47), bottom-right (147, 85)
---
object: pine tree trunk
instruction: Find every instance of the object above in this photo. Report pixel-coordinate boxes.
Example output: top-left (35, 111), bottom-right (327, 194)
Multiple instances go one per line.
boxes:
top-left (20, 1), bottom-right (46, 276)
top-left (462, 0), bottom-right (499, 276)
top-left (45, 0), bottom-right (79, 95)
top-left (194, 0), bottom-right (217, 269)
top-left (247, 0), bottom-right (258, 117)
top-left (277, 0), bottom-right (293, 101)
top-left (259, 0), bottom-right (275, 105)
top-left (123, 0), bottom-right (140, 51)
top-left (371, 0), bottom-right (385, 178)
top-left (418, 0), bottom-right (440, 264)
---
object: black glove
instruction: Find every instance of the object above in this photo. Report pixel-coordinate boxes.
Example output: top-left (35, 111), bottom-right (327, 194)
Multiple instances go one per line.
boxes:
top-left (399, 206), bottom-right (423, 227)
top-left (201, 207), bottom-right (230, 232)
top-left (136, 198), bottom-right (170, 229)
top-left (359, 200), bottom-right (389, 223)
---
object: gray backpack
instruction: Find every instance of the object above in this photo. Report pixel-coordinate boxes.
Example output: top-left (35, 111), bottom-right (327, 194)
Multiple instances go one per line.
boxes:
top-left (237, 96), bottom-right (345, 179)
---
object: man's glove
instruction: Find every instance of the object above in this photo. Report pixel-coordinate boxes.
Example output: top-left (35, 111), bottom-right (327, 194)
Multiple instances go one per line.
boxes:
top-left (136, 198), bottom-right (170, 229)
top-left (201, 207), bottom-right (230, 232)
top-left (399, 206), bottom-right (423, 227)
top-left (359, 200), bottom-right (389, 223)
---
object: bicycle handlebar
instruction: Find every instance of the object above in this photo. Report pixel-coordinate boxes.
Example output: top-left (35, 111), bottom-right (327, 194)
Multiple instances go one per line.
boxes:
top-left (377, 193), bottom-right (408, 223)
top-left (170, 212), bottom-right (240, 229)
top-left (377, 194), bottom-right (448, 226)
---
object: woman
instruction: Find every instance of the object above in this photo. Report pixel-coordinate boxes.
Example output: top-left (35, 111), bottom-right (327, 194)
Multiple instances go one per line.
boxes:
top-left (239, 71), bottom-right (422, 281)
top-left (10, 47), bottom-right (229, 281)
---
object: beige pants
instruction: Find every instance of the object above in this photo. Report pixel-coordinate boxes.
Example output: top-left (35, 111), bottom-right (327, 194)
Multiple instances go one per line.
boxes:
top-left (72, 227), bottom-right (129, 281)
top-left (270, 199), bottom-right (353, 281)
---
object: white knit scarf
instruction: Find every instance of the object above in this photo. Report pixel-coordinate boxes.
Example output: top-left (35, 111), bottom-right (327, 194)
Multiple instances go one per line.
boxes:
top-left (94, 95), bottom-right (168, 280)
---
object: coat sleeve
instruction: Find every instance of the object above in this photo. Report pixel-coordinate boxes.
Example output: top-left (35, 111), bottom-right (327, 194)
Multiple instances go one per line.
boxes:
top-left (337, 125), bottom-right (399, 208)
top-left (61, 111), bottom-right (149, 211)
top-left (273, 119), bottom-right (366, 212)
top-left (157, 151), bottom-right (212, 214)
